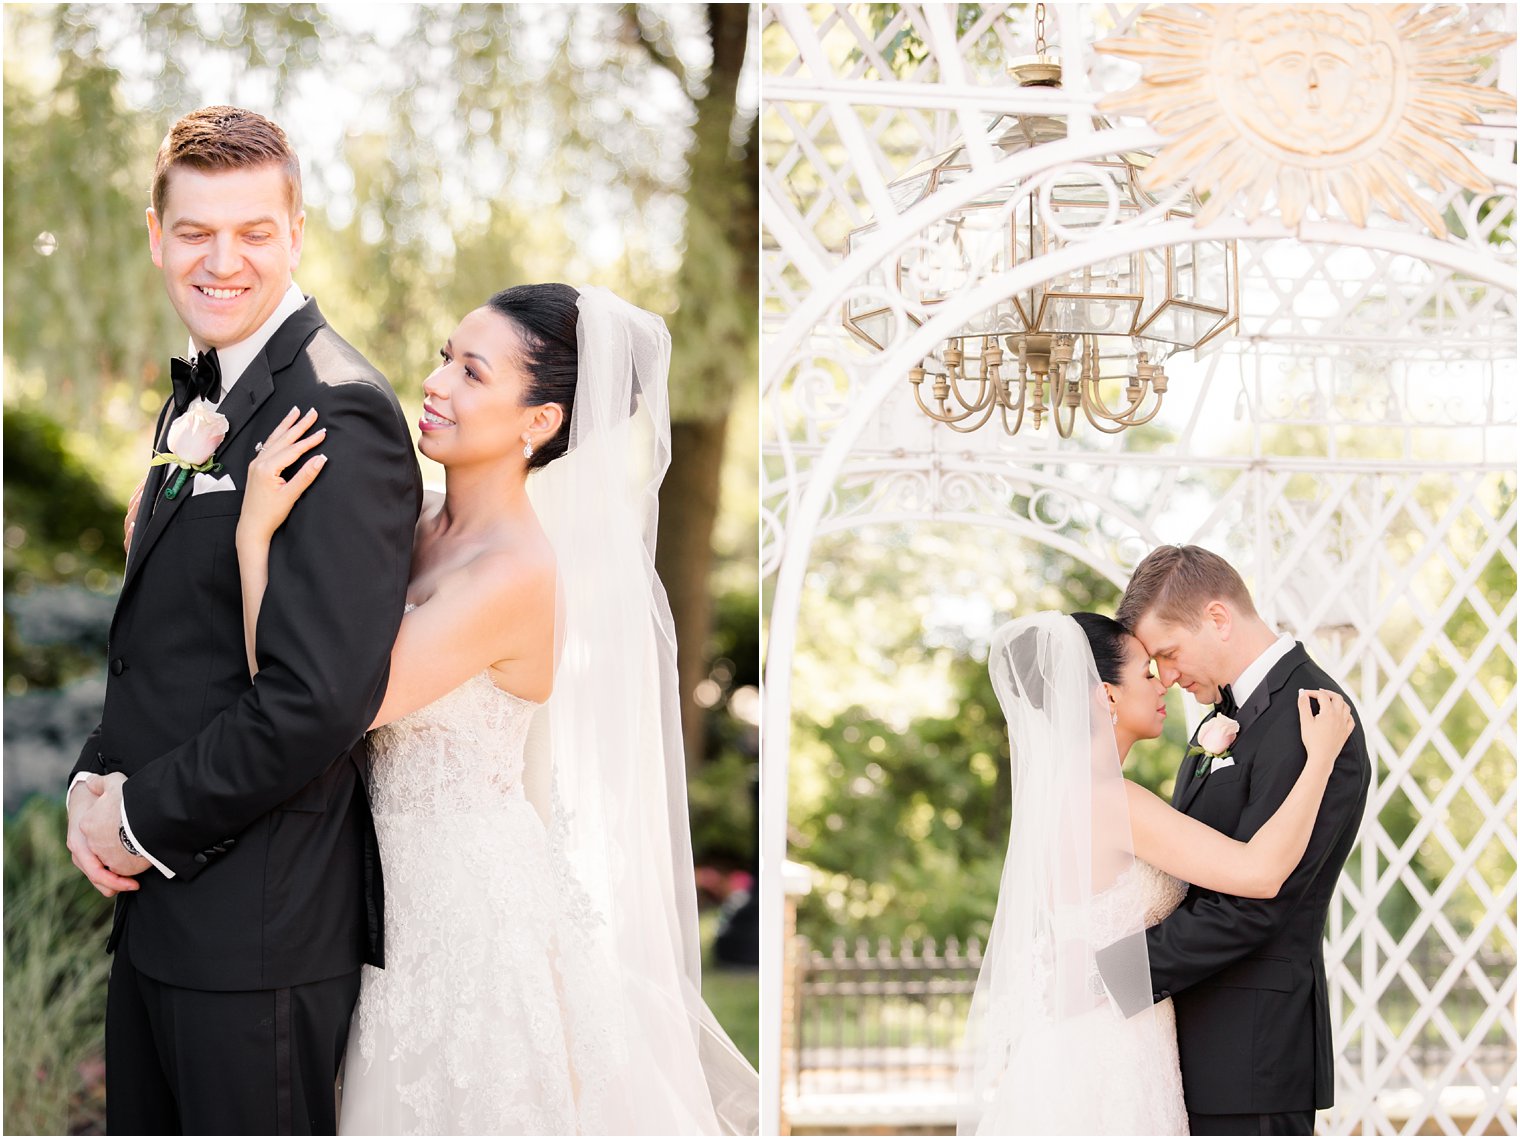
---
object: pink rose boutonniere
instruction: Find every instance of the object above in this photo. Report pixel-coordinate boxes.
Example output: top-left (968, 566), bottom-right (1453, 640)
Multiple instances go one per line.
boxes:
top-left (1189, 714), bottom-right (1240, 779)
top-left (151, 399), bottom-right (229, 500)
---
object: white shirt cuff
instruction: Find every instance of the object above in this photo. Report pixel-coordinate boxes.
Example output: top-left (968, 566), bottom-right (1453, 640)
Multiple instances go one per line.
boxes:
top-left (119, 801), bottom-right (175, 880)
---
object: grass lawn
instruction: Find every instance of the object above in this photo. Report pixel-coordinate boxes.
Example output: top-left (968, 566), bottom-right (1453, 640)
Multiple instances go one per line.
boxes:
top-left (701, 909), bottom-right (760, 1068)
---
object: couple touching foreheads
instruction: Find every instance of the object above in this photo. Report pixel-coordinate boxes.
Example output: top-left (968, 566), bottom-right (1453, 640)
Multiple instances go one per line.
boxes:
top-left (64, 105), bottom-right (757, 1135)
top-left (961, 546), bottom-right (1372, 1136)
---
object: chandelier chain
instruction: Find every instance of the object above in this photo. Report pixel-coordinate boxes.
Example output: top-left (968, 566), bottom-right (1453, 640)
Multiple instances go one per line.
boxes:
top-left (1034, 2), bottom-right (1047, 56)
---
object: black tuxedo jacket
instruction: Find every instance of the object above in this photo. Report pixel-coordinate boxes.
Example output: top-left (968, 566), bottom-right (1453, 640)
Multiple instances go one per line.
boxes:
top-left (71, 298), bottom-right (422, 992)
top-left (1148, 643), bottom-right (1371, 1114)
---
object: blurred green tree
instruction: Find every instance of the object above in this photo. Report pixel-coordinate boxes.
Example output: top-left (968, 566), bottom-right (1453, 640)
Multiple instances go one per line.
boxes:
top-left (4, 3), bottom-right (758, 781)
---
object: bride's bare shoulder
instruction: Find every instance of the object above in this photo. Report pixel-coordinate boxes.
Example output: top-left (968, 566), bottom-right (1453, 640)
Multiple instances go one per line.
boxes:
top-left (442, 534), bottom-right (557, 616)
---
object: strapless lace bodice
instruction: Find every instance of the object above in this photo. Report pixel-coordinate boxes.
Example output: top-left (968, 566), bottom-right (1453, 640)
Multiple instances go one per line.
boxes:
top-left (1136, 859), bottom-right (1188, 928)
top-left (1090, 859), bottom-right (1189, 949)
top-left (367, 669), bottom-right (540, 817)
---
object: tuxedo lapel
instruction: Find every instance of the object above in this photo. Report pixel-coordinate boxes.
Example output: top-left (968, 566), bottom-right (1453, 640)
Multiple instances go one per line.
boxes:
top-left (1235, 643), bottom-right (1309, 734)
top-left (122, 417), bottom-right (196, 595)
top-left (215, 296), bottom-right (324, 455)
top-left (215, 353), bottom-right (276, 457)
top-left (1178, 745), bottom-right (1210, 814)
top-left (119, 299), bottom-right (326, 598)
top-left (1176, 645), bottom-right (1311, 815)
top-left (1173, 709), bottom-right (1214, 812)
top-left (1171, 732), bottom-right (1197, 809)
top-left (124, 398), bottom-right (176, 579)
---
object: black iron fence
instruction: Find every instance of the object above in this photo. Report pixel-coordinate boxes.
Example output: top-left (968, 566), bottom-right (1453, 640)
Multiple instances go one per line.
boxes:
top-left (790, 935), bottom-right (982, 1101)
top-left (787, 934), bottom-right (1514, 1110)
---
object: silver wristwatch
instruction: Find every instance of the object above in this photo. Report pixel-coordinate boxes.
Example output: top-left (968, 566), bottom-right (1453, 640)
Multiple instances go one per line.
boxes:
top-left (119, 825), bottom-right (141, 858)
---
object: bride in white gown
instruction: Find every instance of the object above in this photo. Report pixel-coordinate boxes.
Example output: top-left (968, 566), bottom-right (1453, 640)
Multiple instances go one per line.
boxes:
top-left (235, 284), bottom-right (758, 1134)
top-left (958, 612), bottom-right (1352, 1136)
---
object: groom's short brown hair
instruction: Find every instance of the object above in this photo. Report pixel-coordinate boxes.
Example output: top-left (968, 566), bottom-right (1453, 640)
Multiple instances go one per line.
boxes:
top-left (151, 106), bottom-right (302, 218)
top-left (1116, 545), bottom-right (1257, 631)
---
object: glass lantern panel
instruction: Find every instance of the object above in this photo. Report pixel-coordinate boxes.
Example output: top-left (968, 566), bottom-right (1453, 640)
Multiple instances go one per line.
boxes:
top-left (1171, 238), bottom-right (1231, 308)
top-left (846, 307), bottom-right (896, 352)
top-left (1035, 198), bottom-right (1141, 335)
top-left (1136, 300), bottom-right (1229, 348)
top-left (843, 223), bottom-right (899, 350)
top-left (1135, 228), bottom-right (1234, 348)
top-left (1039, 293), bottom-right (1142, 336)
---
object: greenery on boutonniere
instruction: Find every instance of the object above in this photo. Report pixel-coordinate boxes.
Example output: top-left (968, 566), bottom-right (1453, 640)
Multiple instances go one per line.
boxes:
top-left (1188, 713), bottom-right (1240, 779)
top-left (152, 398), bottom-right (228, 500)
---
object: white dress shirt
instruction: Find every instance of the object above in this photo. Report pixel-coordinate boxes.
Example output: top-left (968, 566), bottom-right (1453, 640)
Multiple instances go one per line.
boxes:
top-left (194, 281), bottom-right (307, 411)
top-left (1230, 631), bottom-right (1297, 710)
top-left (71, 282), bottom-right (308, 879)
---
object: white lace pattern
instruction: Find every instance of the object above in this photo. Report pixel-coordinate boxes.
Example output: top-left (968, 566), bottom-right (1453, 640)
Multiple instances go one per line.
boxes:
top-left (339, 644), bottom-right (622, 1136)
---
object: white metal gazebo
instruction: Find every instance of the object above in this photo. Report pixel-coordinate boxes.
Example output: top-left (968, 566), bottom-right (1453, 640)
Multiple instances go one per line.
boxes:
top-left (759, 4), bottom-right (1517, 1134)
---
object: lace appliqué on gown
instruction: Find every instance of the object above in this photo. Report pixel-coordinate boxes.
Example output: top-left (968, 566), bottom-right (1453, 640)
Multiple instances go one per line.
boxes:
top-left (977, 861), bottom-right (1190, 1136)
top-left (339, 643), bottom-right (622, 1136)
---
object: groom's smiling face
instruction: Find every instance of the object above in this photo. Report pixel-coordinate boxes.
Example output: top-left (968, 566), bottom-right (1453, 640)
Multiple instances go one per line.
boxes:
top-left (147, 163), bottom-right (305, 351)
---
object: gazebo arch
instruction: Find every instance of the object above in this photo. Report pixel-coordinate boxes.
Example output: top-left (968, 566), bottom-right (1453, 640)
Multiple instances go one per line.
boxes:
top-left (760, 4), bottom-right (1517, 1134)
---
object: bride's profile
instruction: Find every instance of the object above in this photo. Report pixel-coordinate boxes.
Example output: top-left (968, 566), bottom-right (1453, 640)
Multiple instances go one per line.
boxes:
top-left (234, 284), bottom-right (758, 1134)
top-left (958, 612), bottom-right (1351, 1136)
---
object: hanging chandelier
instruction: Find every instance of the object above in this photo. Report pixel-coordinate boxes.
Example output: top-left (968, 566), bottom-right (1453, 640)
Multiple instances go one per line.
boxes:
top-left (842, 5), bottom-right (1239, 437)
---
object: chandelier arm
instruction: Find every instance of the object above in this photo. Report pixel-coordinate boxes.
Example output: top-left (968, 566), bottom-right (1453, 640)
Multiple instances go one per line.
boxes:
top-left (944, 393), bottom-right (1003, 433)
top-left (1079, 384), bottom-right (1164, 431)
top-left (910, 380), bottom-right (996, 425)
top-left (1054, 400), bottom-right (1078, 438)
top-left (1078, 352), bottom-right (1145, 423)
top-left (944, 366), bottom-right (997, 413)
top-left (1113, 394), bottom-right (1166, 427)
top-left (1077, 403), bottom-right (1134, 434)
top-left (1001, 398), bottom-right (1025, 436)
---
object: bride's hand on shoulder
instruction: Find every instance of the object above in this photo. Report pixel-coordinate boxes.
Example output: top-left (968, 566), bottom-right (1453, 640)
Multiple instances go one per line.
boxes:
top-left (237, 407), bottom-right (328, 547)
top-left (1299, 688), bottom-right (1353, 767)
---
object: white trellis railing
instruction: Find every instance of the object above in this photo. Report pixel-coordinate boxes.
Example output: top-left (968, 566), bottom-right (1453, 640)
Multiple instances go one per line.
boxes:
top-left (759, 4), bottom-right (1518, 1134)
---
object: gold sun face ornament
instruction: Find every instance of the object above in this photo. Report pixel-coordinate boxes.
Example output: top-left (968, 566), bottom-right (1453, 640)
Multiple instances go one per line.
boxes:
top-left (1096, 5), bottom-right (1514, 236)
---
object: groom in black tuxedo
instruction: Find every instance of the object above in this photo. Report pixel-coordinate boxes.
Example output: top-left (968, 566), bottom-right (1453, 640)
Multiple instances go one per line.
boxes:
top-left (65, 106), bottom-right (421, 1134)
top-left (1111, 545), bottom-right (1370, 1137)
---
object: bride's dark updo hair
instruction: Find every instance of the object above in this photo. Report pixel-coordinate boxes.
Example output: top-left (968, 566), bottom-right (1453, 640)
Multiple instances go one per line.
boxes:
top-left (485, 283), bottom-right (580, 471)
top-left (1071, 612), bottom-right (1129, 686)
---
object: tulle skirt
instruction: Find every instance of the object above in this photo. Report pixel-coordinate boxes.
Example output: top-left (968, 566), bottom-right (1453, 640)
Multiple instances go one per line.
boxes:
top-left (976, 998), bottom-right (1187, 1135)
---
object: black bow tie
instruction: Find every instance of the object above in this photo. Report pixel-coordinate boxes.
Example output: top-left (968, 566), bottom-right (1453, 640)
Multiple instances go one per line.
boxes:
top-left (1215, 684), bottom-right (1239, 718)
top-left (171, 348), bottom-right (222, 411)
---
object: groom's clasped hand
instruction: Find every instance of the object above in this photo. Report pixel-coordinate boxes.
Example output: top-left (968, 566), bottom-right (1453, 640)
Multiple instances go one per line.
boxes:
top-left (67, 772), bottom-right (148, 893)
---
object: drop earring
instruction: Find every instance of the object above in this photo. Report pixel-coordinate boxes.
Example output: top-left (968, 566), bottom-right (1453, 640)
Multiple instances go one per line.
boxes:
top-left (1111, 712), bottom-right (1118, 725)
top-left (522, 432), bottom-right (533, 460)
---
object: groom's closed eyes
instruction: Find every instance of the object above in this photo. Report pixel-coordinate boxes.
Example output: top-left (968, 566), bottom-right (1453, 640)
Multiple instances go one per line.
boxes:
top-left (171, 216), bottom-right (280, 239)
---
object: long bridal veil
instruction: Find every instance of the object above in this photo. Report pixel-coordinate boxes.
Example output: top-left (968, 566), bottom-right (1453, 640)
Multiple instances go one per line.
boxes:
top-left (526, 286), bottom-right (758, 1134)
top-left (956, 612), bottom-right (1161, 1135)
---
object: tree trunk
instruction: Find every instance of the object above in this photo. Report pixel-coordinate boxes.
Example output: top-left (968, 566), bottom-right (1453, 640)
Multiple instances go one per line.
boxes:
top-left (658, 418), bottom-right (729, 771)
top-left (655, 3), bottom-right (758, 772)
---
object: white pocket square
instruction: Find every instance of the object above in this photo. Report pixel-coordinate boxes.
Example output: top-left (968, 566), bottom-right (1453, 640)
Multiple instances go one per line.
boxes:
top-left (1210, 755), bottom-right (1236, 774)
top-left (191, 472), bottom-right (237, 496)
